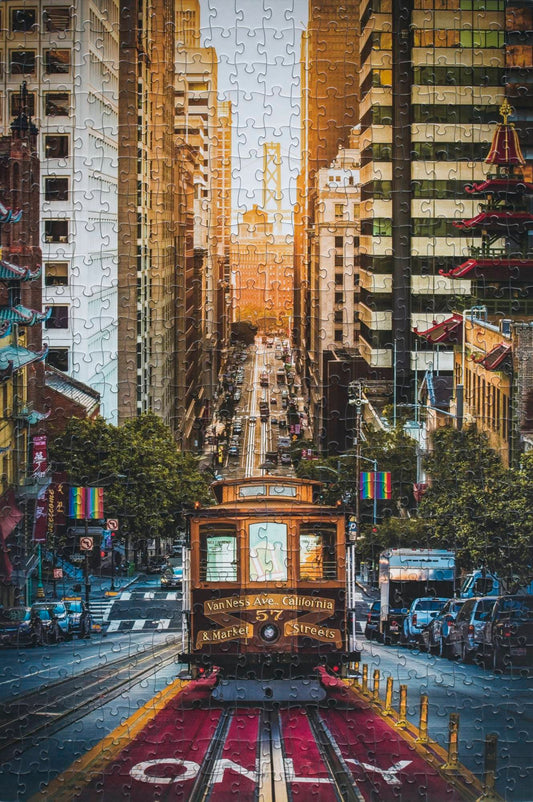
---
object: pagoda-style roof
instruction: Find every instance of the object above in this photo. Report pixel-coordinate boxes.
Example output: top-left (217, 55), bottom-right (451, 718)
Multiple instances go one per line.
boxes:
top-left (0, 201), bottom-right (22, 224)
top-left (465, 178), bottom-right (533, 196)
top-left (0, 305), bottom-right (52, 326)
top-left (0, 260), bottom-right (41, 281)
top-left (485, 100), bottom-right (525, 167)
top-left (413, 313), bottom-right (463, 344)
top-left (0, 344), bottom-right (48, 378)
top-left (473, 343), bottom-right (512, 372)
top-left (440, 258), bottom-right (533, 279)
top-left (453, 211), bottom-right (533, 232)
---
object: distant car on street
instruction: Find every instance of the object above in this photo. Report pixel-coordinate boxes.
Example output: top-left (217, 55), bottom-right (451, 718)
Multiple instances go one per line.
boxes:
top-left (31, 601), bottom-right (70, 642)
top-left (420, 599), bottom-right (465, 657)
top-left (249, 416), bottom-right (256, 423)
top-left (228, 445), bottom-right (240, 457)
top-left (0, 607), bottom-right (33, 646)
top-left (364, 600), bottom-right (381, 641)
top-left (402, 597), bottom-right (449, 644)
top-left (448, 596), bottom-right (497, 662)
top-left (161, 565), bottom-right (183, 589)
top-left (62, 598), bottom-right (92, 639)
top-left (146, 556), bottom-right (168, 574)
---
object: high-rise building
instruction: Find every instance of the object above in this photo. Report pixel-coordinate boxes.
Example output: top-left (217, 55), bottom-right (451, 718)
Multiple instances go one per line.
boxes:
top-left (295, 0), bottom-right (359, 396)
top-left (0, 1), bottom-right (120, 421)
top-left (358, 0), bottom-right (512, 402)
top-left (175, 1), bottom-right (222, 447)
top-left (118, 0), bottom-right (180, 432)
top-left (213, 100), bottom-right (233, 380)
top-left (230, 206), bottom-right (294, 332)
top-left (308, 129), bottom-right (362, 448)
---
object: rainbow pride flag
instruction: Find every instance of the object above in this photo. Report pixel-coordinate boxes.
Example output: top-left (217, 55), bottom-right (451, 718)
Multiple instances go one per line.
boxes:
top-left (360, 472), bottom-right (392, 500)
top-left (68, 487), bottom-right (104, 519)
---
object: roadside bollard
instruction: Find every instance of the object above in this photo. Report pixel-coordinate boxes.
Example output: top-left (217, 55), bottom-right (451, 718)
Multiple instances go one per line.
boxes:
top-left (353, 661), bottom-right (360, 682)
top-left (383, 676), bottom-right (393, 716)
top-left (442, 713), bottom-right (460, 770)
top-left (361, 664), bottom-right (368, 694)
top-left (372, 669), bottom-right (380, 703)
top-left (475, 733), bottom-right (500, 802)
top-left (416, 695), bottom-right (429, 744)
top-left (396, 684), bottom-right (408, 728)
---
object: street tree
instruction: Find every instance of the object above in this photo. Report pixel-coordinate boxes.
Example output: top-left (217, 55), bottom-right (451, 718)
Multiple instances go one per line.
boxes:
top-left (49, 413), bottom-right (211, 562)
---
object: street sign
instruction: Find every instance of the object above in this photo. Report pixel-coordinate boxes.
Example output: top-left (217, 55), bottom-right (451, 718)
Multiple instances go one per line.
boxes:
top-left (106, 518), bottom-right (119, 531)
top-left (80, 536), bottom-right (94, 551)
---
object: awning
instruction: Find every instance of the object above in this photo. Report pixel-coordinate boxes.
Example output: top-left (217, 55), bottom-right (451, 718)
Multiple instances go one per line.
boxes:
top-left (0, 305), bottom-right (52, 326)
top-left (0, 489), bottom-right (24, 581)
top-left (453, 211), bottom-right (533, 231)
top-left (473, 343), bottom-right (512, 372)
top-left (440, 258), bottom-right (533, 279)
top-left (413, 313), bottom-right (463, 344)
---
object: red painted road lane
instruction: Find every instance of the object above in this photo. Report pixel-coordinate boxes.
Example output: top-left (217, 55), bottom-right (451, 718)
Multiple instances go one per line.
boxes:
top-left (323, 707), bottom-right (465, 801)
top-left (280, 708), bottom-right (338, 801)
top-left (75, 679), bottom-right (222, 801)
top-left (210, 708), bottom-right (260, 801)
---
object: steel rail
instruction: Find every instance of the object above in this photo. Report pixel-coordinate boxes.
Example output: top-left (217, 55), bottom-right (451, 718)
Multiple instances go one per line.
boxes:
top-left (0, 641), bottom-right (181, 760)
top-left (186, 708), bottom-right (233, 802)
top-left (306, 708), bottom-right (367, 802)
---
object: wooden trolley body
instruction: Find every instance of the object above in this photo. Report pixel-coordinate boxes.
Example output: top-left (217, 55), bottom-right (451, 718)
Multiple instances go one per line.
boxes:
top-left (182, 476), bottom-right (358, 678)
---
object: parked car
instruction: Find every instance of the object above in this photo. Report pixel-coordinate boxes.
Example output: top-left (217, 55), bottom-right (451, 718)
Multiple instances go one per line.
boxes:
top-left (364, 600), bottom-right (381, 641)
top-left (161, 565), bottom-right (183, 589)
top-left (62, 598), bottom-right (92, 639)
top-left (146, 556), bottom-right (167, 574)
top-left (228, 445), bottom-right (240, 457)
top-left (481, 594), bottom-right (533, 670)
top-left (31, 601), bottom-right (70, 643)
top-left (449, 596), bottom-right (497, 662)
top-left (0, 606), bottom-right (33, 646)
top-left (420, 599), bottom-right (465, 657)
top-left (402, 597), bottom-right (449, 644)
top-left (249, 416), bottom-right (256, 424)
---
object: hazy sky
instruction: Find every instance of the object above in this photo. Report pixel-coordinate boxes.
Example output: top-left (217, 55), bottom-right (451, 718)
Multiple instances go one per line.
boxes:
top-left (199, 0), bottom-right (308, 231)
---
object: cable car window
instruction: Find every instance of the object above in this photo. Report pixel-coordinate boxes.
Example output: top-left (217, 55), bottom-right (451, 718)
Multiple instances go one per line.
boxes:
top-left (200, 524), bottom-right (237, 582)
top-left (249, 522), bottom-right (288, 582)
top-left (268, 485), bottom-right (297, 498)
top-left (239, 484), bottom-right (266, 497)
top-left (299, 523), bottom-right (337, 580)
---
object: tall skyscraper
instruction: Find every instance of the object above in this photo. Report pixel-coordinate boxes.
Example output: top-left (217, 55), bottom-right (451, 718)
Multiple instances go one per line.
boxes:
top-left (0, 1), bottom-right (120, 421)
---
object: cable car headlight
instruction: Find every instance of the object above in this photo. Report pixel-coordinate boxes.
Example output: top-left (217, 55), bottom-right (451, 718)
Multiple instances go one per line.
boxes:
top-left (260, 623), bottom-right (280, 643)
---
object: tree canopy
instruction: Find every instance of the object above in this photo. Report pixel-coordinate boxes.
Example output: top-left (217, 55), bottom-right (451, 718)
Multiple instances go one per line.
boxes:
top-left (49, 413), bottom-right (212, 550)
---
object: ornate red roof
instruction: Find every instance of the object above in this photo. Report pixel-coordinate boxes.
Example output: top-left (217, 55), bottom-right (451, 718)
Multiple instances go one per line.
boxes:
top-left (440, 258), bottom-right (533, 279)
top-left (413, 313), bottom-right (463, 344)
top-left (473, 343), bottom-right (512, 371)
top-left (465, 178), bottom-right (533, 195)
top-left (453, 211), bottom-right (533, 231)
top-left (485, 100), bottom-right (525, 166)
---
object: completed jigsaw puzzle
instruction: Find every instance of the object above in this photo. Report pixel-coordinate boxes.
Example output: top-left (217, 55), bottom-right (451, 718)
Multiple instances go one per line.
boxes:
top-left (0, 0), bottom-right (532, 799)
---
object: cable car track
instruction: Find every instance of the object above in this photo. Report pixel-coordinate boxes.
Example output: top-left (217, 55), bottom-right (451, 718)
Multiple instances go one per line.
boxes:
top-left (0, 641), bottom-right (180, 761)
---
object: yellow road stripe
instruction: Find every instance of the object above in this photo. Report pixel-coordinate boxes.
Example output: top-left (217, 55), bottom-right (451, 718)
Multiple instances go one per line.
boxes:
top-left (29, 676), bottom-right (189, 802)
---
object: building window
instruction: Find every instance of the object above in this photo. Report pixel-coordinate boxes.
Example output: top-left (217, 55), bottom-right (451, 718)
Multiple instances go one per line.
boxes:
top-left (334, 236), bottom-right (343, 248)
top-left (10, 91), bottom-right (35, 117)
top-left (335, 273), bottom-right (343, 285)
top-left (43, 7), bottom-right (71, 32)
top-left (46, 346), bottom-right (69, 371)
top-left (44, 134), bottom-right (69, 159)
top-left (45, 92), bottom-right (70, 116)
top-left (44, 262), bottom-right (68, 286)
top-left (11, 8), bottom-right (36, 32)
top-left (334, 329), bottom-right (343, 342)
top-left (334, 254), bottom-right (344, 267)
top-left (335, 293), bottom-right (344, 305)
top-left (45, 306), bottom-right (69, 329)
top-left (44, 220), bottom-right (68, 242)
top-left (10, 50), bottom-right (36, 74)
top-left (334, 204), bottom-right (344, 219)
top-left (44, 49), bottom-right (70, 74)
top-left (44, 177), bottom-right (68, 201)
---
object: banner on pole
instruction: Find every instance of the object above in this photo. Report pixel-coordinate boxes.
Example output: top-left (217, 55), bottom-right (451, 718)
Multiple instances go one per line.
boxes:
top-left (68, 487), bottom-right (104, 519)
top-left (360, 471), bottom-right (392, 500)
